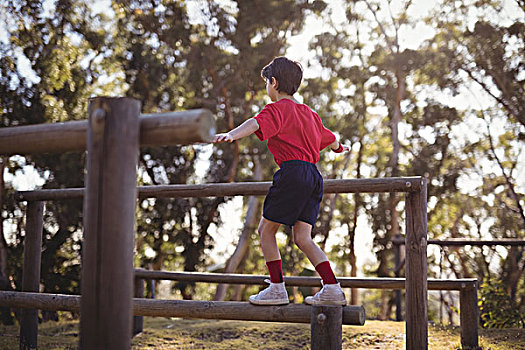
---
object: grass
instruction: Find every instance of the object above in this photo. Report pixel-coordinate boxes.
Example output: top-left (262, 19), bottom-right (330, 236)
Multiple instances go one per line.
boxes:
top-left (0, 317), bottom-right (523, 349)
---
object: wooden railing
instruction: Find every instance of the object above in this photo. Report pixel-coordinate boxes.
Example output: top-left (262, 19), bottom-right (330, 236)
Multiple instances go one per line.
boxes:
top-left (15, 177), bottom-right (424, 201)
top-left (2, 97), bottom-right (215, 350)
top-left (0, 108), bottom-right (215, 155)
top-left (15, 176), bottom-right (431, 350)
top-left (1, 96), bottom-right (476, 350)
top-left (133, 269), bottom-right (479, 349)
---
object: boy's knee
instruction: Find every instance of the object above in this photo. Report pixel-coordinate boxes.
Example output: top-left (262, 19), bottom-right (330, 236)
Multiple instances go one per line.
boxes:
top-left (257, 221), bottom-right (265, 236)
top-left (258, 219), bottom-right (277, 238)
top-left (293, 233), bottom-right (310, 249)
top-left (293, 235), bottom-right (302, 249)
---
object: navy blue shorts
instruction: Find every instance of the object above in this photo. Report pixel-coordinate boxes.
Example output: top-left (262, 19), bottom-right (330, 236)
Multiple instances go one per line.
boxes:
top-left (262, 160), bottom-right (323, 227)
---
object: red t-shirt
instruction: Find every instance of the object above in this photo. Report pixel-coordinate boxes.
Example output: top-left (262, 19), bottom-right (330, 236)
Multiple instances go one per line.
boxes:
top-left (254, 99), bottom-right (336, 167)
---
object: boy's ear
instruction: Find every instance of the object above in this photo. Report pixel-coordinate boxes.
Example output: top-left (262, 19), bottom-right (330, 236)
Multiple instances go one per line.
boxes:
top-left (271, 77), bottom-right (279, 89)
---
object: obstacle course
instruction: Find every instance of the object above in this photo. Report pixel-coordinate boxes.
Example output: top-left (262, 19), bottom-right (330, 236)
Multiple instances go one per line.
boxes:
top-left (0, 96), bottom-right (480, 350)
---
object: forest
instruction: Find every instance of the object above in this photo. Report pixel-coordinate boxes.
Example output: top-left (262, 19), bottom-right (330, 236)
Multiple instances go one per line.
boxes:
top-left (0, 0), bottom-right (523, 330)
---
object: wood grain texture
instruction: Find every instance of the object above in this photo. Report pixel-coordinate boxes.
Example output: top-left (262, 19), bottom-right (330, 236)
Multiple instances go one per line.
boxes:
top-left (0, 291), bottom-right (365, 326)
top-left (393, 237), bottom-right (525, 247)
top-left (460, 283), bottom-right (480, 350)
top-left (0, 109), bottom-right (214, 156)
top-left (80, 97), bottom-right (140, 350)
top-left (134, 269), bottom-right (476, 291)
top-left (405, 179), bottom-right (428, 350)
top-left (311, 306), bottom-right (343, 350)
top-left (20, 201), bottom-right (44, 350)
top-left (16, 177), bottom-right (425, 201)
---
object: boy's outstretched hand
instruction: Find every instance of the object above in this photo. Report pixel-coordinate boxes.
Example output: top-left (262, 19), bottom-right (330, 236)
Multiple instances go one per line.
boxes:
top-left (332, 142), bottom-right (350, 153)
top-left (213, 132), bottom-right (234, 143)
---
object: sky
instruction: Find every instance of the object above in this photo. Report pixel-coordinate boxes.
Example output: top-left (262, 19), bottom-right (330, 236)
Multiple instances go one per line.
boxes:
top-left (3, 0), bottom-right (524, 274)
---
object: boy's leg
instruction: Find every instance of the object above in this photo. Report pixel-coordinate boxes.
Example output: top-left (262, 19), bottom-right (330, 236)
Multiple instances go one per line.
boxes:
top-left (293, 221), bottom-right (346, 305)
top-left (249, 217), bottom-right (288, 305)
top-left (292, 220), bottom-right (329, 267)
top-left (258, 217), bottom-right (281, 262)
top-left (258, 217), bottom-right (283, 283)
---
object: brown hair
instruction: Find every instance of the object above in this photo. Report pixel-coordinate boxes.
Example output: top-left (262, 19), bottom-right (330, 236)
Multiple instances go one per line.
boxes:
top-left (261, 57), bottom-right (303, 95)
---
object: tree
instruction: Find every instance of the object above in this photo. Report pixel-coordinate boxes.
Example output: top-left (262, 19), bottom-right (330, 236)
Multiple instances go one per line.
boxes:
top-left (304, 0), bottom-right (524, 322)
top-left (0, 0), bottom-right (119, 321)
top-left (422, 0), bottom-right (525, 322)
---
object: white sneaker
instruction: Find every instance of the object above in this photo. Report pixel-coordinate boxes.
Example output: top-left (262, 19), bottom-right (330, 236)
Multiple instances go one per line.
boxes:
top-left (249, 279), bottom-right (289, 305)
top-left (304, 282), bottom-right (347, 306)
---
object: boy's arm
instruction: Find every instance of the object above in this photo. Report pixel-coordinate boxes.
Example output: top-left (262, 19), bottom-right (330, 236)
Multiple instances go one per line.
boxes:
top-left (329, 139), bottom-right (350, 153)
top-left (213, 118), bottom-right (259, 143)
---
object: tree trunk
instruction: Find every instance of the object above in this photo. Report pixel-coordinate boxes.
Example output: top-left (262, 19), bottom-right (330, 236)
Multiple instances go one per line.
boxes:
top-left (214, 158), bottom-right (262, 301)
top-left (0, 157), bottom-right (13, 325)
top-left (378, 68), bottom-right (405, 321)
top-left (0, 158), bottom-right (6, 279)
top-left (450, 211), bottom-right (471, 278)
top-left (348, 223), bottom-right (358, 305)
top-left (505, 246), bottom-right (524, 304)
top-left (349, 126), bottom-right (365, 306)
top-left (387, 68), bottom-right (404, 244)
top-left (232, 251), bottom-right (249, 301)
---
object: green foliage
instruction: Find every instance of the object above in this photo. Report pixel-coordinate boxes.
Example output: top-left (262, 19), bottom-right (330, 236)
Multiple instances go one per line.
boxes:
top-left (479, 277), bottom-right (524, 328)
top-left (114, 0), bottom-right (325, 298)
top-left (1, 0), bottom-right (524, 326)
top-left (304, 0), bottom-right (524, 322)
top-left (0, 0), bottom-right (112, 308)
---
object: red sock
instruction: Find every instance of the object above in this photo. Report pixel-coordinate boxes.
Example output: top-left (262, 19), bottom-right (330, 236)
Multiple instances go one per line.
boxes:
top-left (266, 259), bottom-right (283, 283)
top-left (315, 261), bottom-right (338, 284)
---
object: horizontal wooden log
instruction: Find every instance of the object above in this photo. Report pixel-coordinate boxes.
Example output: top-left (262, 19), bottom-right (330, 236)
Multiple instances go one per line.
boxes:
top-left (0, 291), bottom-right (365, 326)
top-left (0, 108), bottom-right (215, 156)
top-left (134, 269), bottom-right (477, 291)
top-left (16, 177), bottom-right (424, 201)
top-left (139, 110), bottom-right (216, 147)
top-left (392, 237), bottom-right (525, 246)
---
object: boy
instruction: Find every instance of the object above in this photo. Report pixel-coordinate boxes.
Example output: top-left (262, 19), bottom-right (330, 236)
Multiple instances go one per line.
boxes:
top-left (214, 57), bottom-right (349, 306)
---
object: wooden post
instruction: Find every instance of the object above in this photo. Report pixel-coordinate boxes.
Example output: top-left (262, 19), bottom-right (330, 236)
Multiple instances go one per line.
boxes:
top-left (147, 279), bottom-right (155, 299)
top-left (460, 282), bottom-right (479, 350)
top-left (405, 179), bottom-right (428, 350)
top-left (80, 97), bottom-right (140, 349)
top-left (19, 201), bottom-right (44, 350)
top-left (310, 306), bottom-right (343, 350)
top-left (394, 233), bottom-right (402, 321)
top-left (133, 278), bottom-right (144, 336)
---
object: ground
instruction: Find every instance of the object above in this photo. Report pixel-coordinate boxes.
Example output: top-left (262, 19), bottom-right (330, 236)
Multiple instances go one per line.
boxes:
top-left (0, 318), bottom-right (523, 349)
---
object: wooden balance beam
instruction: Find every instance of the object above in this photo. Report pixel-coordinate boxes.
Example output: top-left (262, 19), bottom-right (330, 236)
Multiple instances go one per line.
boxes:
top-left (0, 290), bottom-right (365, 325)
top-left (0, 290), bottom-right (364, 350)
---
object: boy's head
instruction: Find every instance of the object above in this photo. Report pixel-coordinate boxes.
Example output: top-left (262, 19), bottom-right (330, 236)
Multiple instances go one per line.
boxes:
top-left (261, 57), bottom-right (303, 96)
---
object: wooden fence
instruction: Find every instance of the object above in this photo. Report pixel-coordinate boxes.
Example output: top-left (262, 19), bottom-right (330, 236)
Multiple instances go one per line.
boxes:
top-left (392, 234), bottom-right (525, 324)
top-left (14, 178), bottom-right (427, 349)
top-left (0, 96), bottom-right (473, 350)
top-left (132, 269), bottom-right (479, 349)
top-left (1, 97), bottom-right (215, 350)
top-left (14, 177), bottom-right (428, 350)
